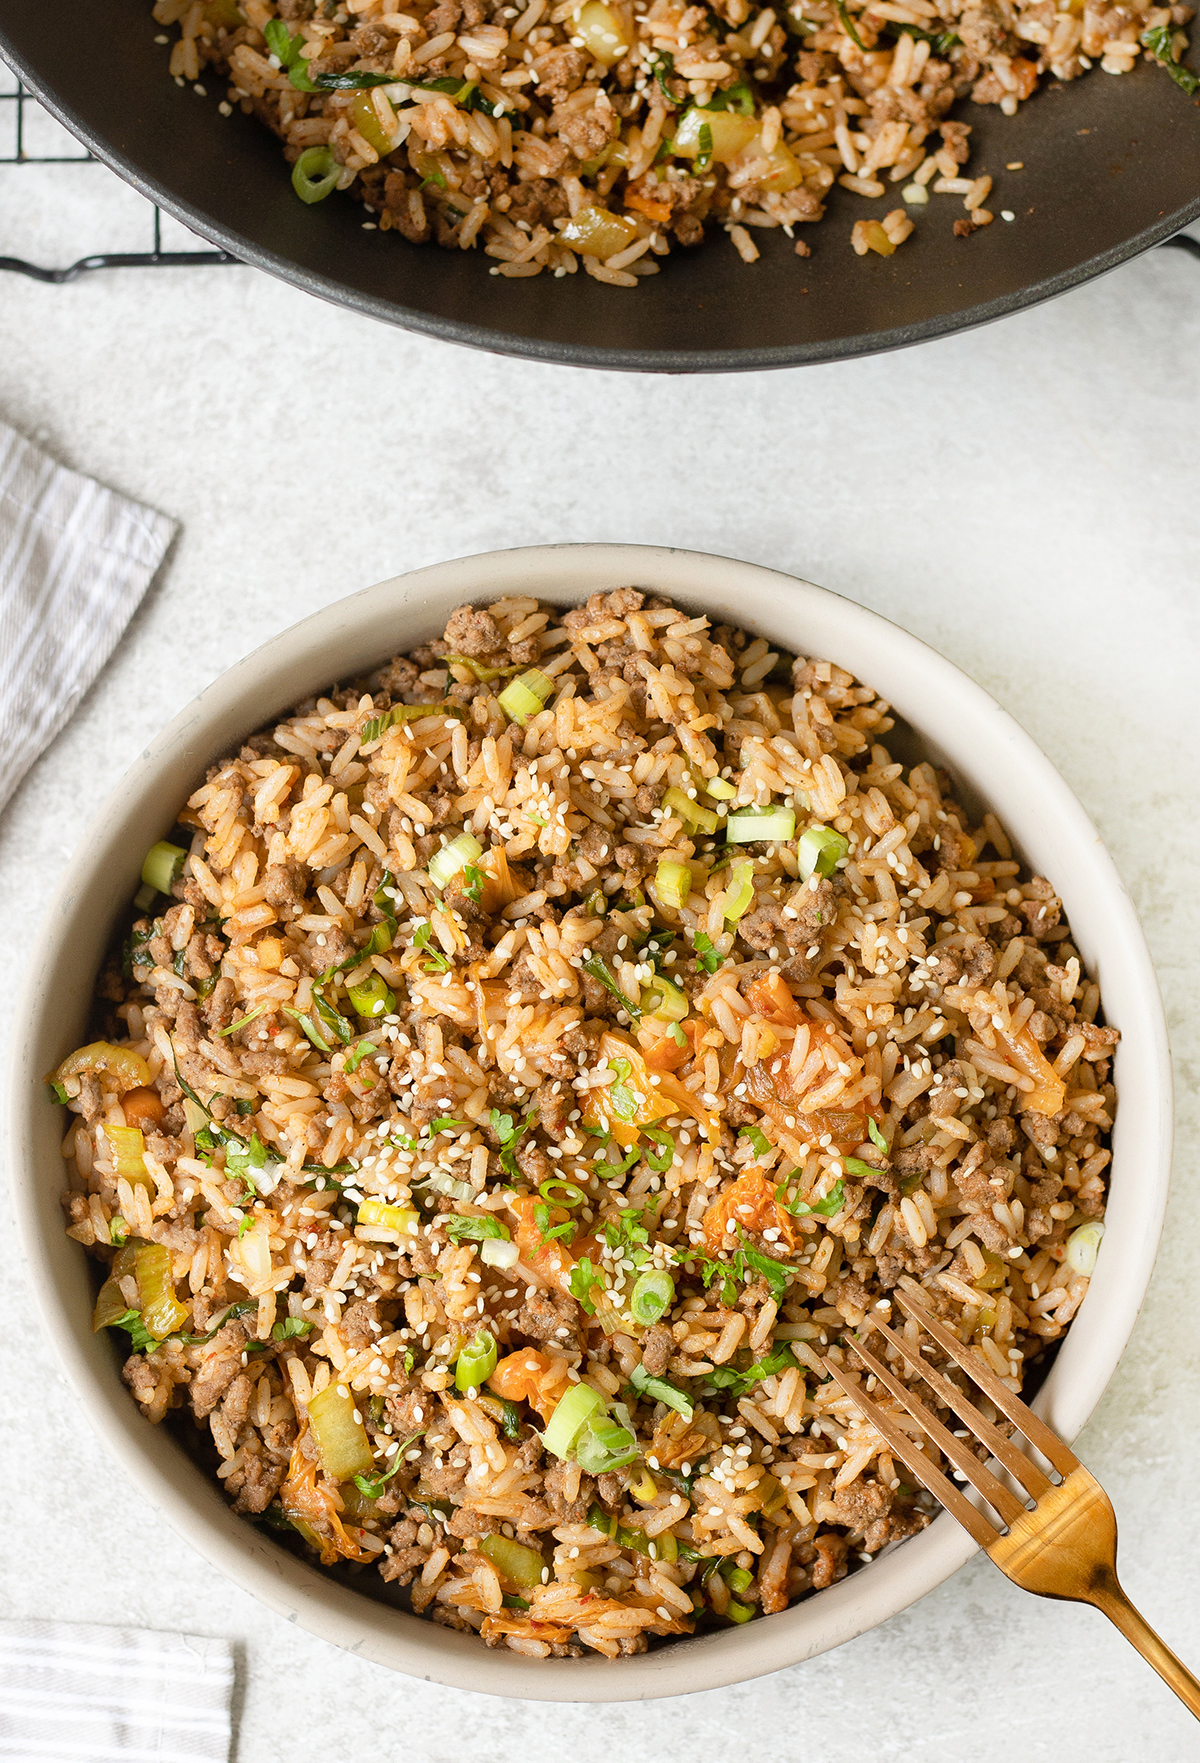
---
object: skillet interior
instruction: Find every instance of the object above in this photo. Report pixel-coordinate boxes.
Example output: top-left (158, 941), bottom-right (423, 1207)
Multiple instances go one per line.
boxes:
top-left (1, 0), bottom-right (1198, 370)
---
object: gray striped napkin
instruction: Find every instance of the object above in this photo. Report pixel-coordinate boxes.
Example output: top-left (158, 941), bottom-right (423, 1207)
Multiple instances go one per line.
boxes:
top-left (0, 1620), bottom-right (234, 1763)
top-left (0, 420), bottom-right (178, 815)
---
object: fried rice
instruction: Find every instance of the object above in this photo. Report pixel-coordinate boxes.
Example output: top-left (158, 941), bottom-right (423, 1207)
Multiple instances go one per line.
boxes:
top-left (148, 0), bottom-right (1194, 282)
top-left (55, 588), bottom-right (1117, 1659)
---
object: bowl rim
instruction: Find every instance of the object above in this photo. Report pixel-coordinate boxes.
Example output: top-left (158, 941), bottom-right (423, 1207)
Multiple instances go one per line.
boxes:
top-left (2, 30), bottom-right (1199, 374)
top-left (6, 542), bottom-right (1173, 1701)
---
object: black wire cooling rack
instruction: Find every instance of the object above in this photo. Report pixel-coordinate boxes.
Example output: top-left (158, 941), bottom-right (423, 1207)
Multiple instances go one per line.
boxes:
top-left (1, 68), bottom-right (1197, 281)
top-left (0, 75), bottom-right (239, 279)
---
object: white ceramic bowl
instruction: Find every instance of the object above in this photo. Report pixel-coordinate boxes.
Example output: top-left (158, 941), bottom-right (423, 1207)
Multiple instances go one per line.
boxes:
top-left (8, 544), bottom-right (1172, 1702)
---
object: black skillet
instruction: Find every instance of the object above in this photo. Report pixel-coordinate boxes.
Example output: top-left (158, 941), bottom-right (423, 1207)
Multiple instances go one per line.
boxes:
top-left (1, 0), bottom-right (1197, 371)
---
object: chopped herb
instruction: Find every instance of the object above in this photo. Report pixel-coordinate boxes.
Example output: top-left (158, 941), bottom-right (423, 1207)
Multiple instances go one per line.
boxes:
top-left (216, 1001), bottom-right (271, 1038)
top-left (885, 19), bottom-right (959, 50)
top-left (667, 1021), bottom-right (687, 1047)
top-left (777, 1177), bottom-right (846, 1219)
top-left (444, 1214), bottom-right (510, 1244)
top-left (237, 1215), bottom-right (254, 1239)
top-left (642, 1126), bottom-right (676, 1173)
top-left (533, 1203), bottom-right (577, 1247)
top-left (273, 1316), bottom-right (315, 1342)
top-left (689, 1248), bottom-right (739, 1308)
top-left (695, 120), bottom-right (714, 171)
top-left (264, 18), bottom-right (397, 90)
top-left (345, 1041), bottom-right (377, 1075)
top-left (739, 1124), bottom-right (772, 1158)
top-left (582, 955), bottom-right (641, 1019)
top-left (412, 920), bottom-right (451, 973)
top-left (104, 1307), bottom-right (161, 1354)
top-left (867, 1116), bottom-right (888, 1154)
top-left (604, 1205), bottom-right (650, 1258)
top-left (1141, 24), bottom-right (1200, 92)
top-left (462, 863), bottom-right (485, 904)
top-left (697, 1340), bottom-right (796, 1395)
top-left (172, 1048), bottom-right (280, 1197)
top-left (692, 931), bottom-right (723, 975)
top-left (844, 1156), bottom-right (885, 1182)
top-left (629, 1361), bottom-right (694, 1420)
top-left (353, 1429), bottom-right (425, 1500)
top-left (109, 1216), bottom-right (128, 1247)
top-left (427, 1116), bottom-right (470, 1137)
top-left (649, 49), bottom-right (681, 103)
top-left (490, 1106), bottom-right (536, 1180)
top-left (836, 0), bottom-right (866, 46)
top-left (181, 1298), bottom-right (258, 1345)
top-left (282, 1006), bottom-right (332, 1052)
top-left (733, 1230), bottom-right (791, 1297)
top-left (47, 1080), bottom-right (70, 1105)
top-left (568, 1257), bottom-right (605, 1315)
top-left (607, 1059), bottom-right (643, 1123)
top-left (235, 1099), bottom-right (255, 1116)
top-left (419, 168), bottom-right (448, 191)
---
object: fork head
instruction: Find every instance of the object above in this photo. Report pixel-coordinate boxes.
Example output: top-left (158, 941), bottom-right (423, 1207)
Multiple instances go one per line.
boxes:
top-left (819, 1285), bottom-right (1120, 1603)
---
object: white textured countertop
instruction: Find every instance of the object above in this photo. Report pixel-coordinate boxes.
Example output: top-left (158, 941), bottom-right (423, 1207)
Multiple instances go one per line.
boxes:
top-left (2, 100), bottom-right (1199, 1763)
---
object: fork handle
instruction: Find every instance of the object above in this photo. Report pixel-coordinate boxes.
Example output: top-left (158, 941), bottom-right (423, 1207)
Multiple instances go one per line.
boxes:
top-left (1091, 1581), bottom-right (1200, 1720)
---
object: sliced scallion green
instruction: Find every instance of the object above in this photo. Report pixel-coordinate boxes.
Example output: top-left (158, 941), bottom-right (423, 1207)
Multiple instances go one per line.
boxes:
top-left (1065, 1220), bottom-right (1105, 1276)
top-left (722, 860), bottom-right (756, 923)
top-left (428, 830), bottom-right (483, 892)
top-left (574, 1414), bottom-right (639, 1475)
top-left (704, 775), bottom-right (736, 800)
top-left (640, 975), bottom-right (689, 1022)
top-left (630, 1268), bottom-right (675, 1326)
top-left (725, 805), bottom-right (796, 845)
top-left (498, 669), bottom-right (554, 726)
top-left (727, 1599), bottom-right (755, 1623)
top-left (542, 1381), bottom-right (603, 1460)
top-left (663, 786), bottom-right (720, 835)
top-left (655, 858), bottom-right (693, 912)
top-left (347, 973), bottom-right (396, 1018)
top-left (291, 144), bottom-right (340, 204)
top-left (798, 823), bottom-right (849, 879)
top-left (141, 840), bottom-right (187, 895)
top-left (454, 1327), bottom-right (498, 1393)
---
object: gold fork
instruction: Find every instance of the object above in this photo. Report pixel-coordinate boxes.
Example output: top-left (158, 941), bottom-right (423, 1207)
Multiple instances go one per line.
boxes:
top-left (821, 1287), bottom-right (1200, 1719)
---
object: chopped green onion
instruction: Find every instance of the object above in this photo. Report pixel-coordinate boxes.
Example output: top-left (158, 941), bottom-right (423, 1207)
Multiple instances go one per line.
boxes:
top-left (132, 882), bottom-right (157, 912)
top-left (361, 702), bottom-right (462, 744)
top-left (641, 1126), bottom-right (676, 1172)
top-left (722, 1562), bottom-right (754, 1593)
top-left (109, 1215), bottom-right (128, 1246)
top-left (726, 806), bottom-right (796, 845)
top-left (705, 775), bottom-right (736, 800)
top-left (481, 1237), bottom-right (520, 1269)
top-left (722, 860), bottom-right (756, 923)
top-left (428, 831), bottom-right (484, 892)
top-left (455, 1327), bottom-right (498, 1393)
top-left (574, 1414), bottom-right (639, 1475)
top-left (655, 858), bottom-right (693, 912)
top-left (1065, 1220), bottom-right (1105, 1276)
top-left (497, 669), bottom-right (554, 726)
top-left (347, 973), bottom-right (396, 1018)
top-left (538, 1177), bottom-right (586, 1208)
top-left (663, 786), bottom-right (720, 835)
top-left (630, 1269), bottom-right (675, 1326)
top-left (1141, 24), bottom-right (1200, 92)
top-left (641, 975), bottom-right (689, 1022)
top-left (835, 0), bottom-right (867, 45)
top-left (629, 1362), bottom-right (694, 1420)
top-left (48, 1080), bottom-right (70, 1105)
top-left (727, 1599), bottom-right (755, 1623)
top-left (141, 840), bottom-right (187, 895)
top-left (543, 1382), bottom-right (604, 1460)
top-left (216, 1001), bottom-right (271, 1038)
top-left (798, 823), bottom-right (849, 880)
top-left (444, 653), bottom-right (519, 683)
top-left (444, 1214), bottom-right (510, 1244)
top-left (291, 144), bottom-right (340, 203)
top-left (739, 1124), bottom-right (772, 1158)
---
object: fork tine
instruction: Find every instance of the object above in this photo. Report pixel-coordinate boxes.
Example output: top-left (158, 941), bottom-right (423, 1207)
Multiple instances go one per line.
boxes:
top-left (841, 1334), bottom-right (1031, 1528)
top-left (894, 1288), bottom-right (1078, 1478)
top-left (819, 1356), bottom-right (1000, 1549)
top-left (869, 1319), bottom-right (1054, 1503)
